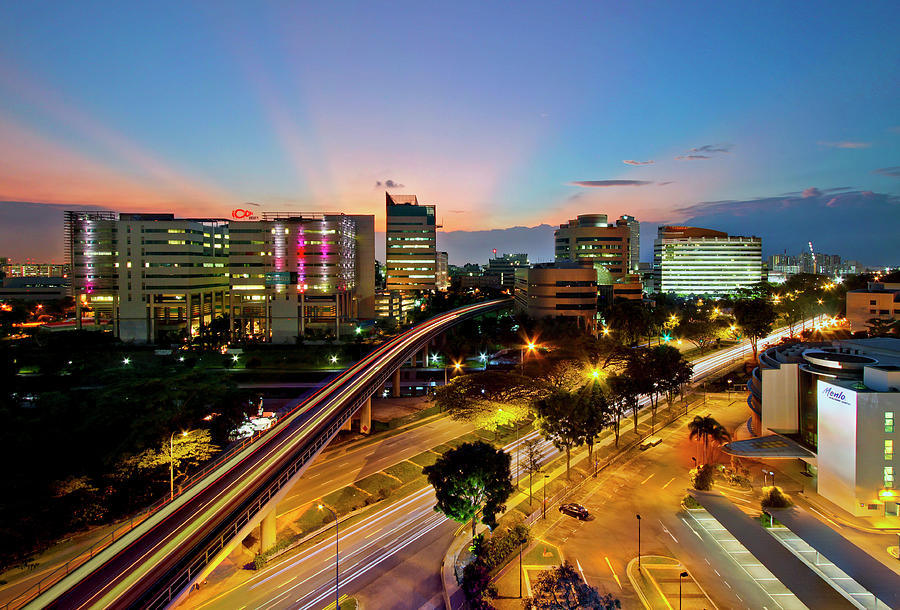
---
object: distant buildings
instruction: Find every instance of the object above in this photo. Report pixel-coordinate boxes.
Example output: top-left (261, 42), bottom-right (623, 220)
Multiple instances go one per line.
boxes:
top-left (514, 262), bottom-right (597, 333)
top-left (616, 214), bottom-right (641, 272)
top-left (1, 260), bottom-right (70, 278)
top-left (436, 251), bottom-right (449, 290)
top-left (554, 214), bottom-right (632, 284)
top-left (0, 277), bottom-right (68, 302)
top-left (731, 338), bottom-right (900, 520)
top-left (653, 226), bottom-right (763, 296)
top-left (767, 252), bottom-right (862, 280)
top-left (486, 253), bottom-right (529, 290)
top-left (846, 282), bottom-right (900, 333)
top-left (64, 210), bottom-right (375, 343)
top-left (385, 193), bottom-right (438, 293)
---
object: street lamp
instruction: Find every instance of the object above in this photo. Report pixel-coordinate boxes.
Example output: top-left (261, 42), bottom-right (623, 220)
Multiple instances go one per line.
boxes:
top-left (479, 353), bottom-right (487, 370)
top-left (727, 378), bottom-right (733, 400)
top-left (445, 361), bottom-right (462, 385)
top-left (679, 571), bottom-right (688, 609)
top-left (330, 354), bottom-right (338, 365)
top-left (636, 514), bottom-right (642, 570)
top-left (170, 430), bottom-right (189, 500)
top-left (542, 474), bottom-right (550, 519)
top-left (317, 504), bottom-right (339, 610)
top-left (123, 357), bottom-right (131, 366)
top-left (691, 456), bottom-right (697, 469)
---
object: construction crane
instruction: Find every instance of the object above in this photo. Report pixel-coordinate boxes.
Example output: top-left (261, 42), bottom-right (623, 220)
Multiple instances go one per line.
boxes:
top-left (808, 241), bottom-right (817, 274)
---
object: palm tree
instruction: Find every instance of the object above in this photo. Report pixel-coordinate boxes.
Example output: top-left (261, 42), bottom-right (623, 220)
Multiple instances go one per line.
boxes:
top-left (688, 415), bottom-right (731, 464)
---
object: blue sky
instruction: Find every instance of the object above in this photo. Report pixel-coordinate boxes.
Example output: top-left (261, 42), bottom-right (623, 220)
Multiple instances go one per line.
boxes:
top-left (0, 1), bottom-right (898, 264)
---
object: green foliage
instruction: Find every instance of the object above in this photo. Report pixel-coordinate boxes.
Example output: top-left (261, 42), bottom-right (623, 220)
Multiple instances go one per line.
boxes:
top-left (252, 535), bottom-right (297, 570)
top-left (115, 429), bottom-right (218, 486)
top-left (523, 561), bottom-right (621, 609)
top-left (534, 390), bottom-right (588, 479)
top-left (423, 441), bottom-right (514, 534)
top-left (733, 298), bottom-right (777, 359)
top-left (474, 523), bottom-right (530, 570)
top-left (682, 494), bottom-right (702, 509)
top-left (760, 486), bottom-right (792, 509)
top-left (433, 371), bottom-right (543, 426)
top-left (461, 561), bottom-right (497, 609)
top-left (690, 464), bottom-right (715, 491)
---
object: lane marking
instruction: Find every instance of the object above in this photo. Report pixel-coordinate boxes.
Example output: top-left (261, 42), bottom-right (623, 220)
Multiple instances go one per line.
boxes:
top-left (640, 473), bottom-right (655, 485)
top-left (605, 556), bottom-right (622, 589)
top-left (662, 477), bottom-right (675, 489)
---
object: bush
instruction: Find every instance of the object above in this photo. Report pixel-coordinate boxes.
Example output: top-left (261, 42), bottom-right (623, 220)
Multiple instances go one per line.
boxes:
top-left (460, 561), bottom-right (496, 609)
top-left (473, 523), bottom-right (530, 571)
top-left (760, 486), bottom-right (792, 509)
top-left (682, 494), bottom-right (702, 509)
top-left (690, 464), bottom-right (714, 491)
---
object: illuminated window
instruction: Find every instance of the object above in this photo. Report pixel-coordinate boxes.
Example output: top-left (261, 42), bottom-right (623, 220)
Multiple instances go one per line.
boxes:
top-left (886, 467), bottom-right (895, 489)
top-left (887, 440), bottom-right (894, 461)
top-left (887, 412), bottom-right (895, 433)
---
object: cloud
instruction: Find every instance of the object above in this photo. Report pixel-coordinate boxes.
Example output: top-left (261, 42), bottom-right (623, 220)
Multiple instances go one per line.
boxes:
top-left (673, 188), bottom-right (899, 266)
top-left (688, 144), bottom-right (732, 154)
top-left (658, 181), bottom-right (675, 186)
top-left (623, 159), bottom-right (654, 166)
top-left (570, 180), bottom-right (653, 187)
top-left (675, 155), bottom-right (711, 161)
top-left (818, 141), bottom-right (872, 149)
top-left (874, 166), bottom-right (900, 178)
top-left (802, 187), bottom-right (821, 198)
top-left (375, 179), bottom-right (405, 189)
top-left (243, 201), bottom-right (261, 207)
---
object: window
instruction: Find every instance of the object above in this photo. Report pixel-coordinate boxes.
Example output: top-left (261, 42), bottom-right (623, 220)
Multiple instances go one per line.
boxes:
top-left (886, 467), bottom-right (894, 489)
top-left (887, 440), bottom-right (894, 461)
top-left (887, 412), bottom-right (895, 433)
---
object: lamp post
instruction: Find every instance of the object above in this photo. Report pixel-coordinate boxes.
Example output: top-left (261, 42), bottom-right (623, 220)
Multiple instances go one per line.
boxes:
top-left (679, 571), bottom-right (688, 609)
top-left (691, 456), bottom-right (697, 469)
top-left (169, 430), bottom-right (188, 500)
top-left (727, 378), bottom-right (733, 400)
top-left (636, 514), bottom-right (642, 570)
top-left (318, 504), bottom-right (339, 610)
top-left (543, 474), bottom-right (550, 519)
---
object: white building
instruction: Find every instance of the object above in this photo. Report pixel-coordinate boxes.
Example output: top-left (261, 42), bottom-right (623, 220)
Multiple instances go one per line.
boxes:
top-left (653, 225), bottom-right (763, 296)
top-left (729, 337), bottom-right (900, 520)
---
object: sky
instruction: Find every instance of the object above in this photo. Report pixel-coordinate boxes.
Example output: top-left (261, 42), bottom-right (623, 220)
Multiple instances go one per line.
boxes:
top-left (0, 1), bottom-right (898, 265)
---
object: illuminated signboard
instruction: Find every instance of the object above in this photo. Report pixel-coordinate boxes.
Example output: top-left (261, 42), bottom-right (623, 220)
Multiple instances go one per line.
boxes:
top-left (819, 381), bottom-right (856, 409)
top-left (231, 209), bottom-right (258, 220)
top-left (265, 271), bottom-right (296, 286)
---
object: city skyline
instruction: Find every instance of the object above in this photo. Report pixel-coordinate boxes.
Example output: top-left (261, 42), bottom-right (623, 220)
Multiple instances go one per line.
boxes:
top-left (1, 2), bottom-right (898, 264)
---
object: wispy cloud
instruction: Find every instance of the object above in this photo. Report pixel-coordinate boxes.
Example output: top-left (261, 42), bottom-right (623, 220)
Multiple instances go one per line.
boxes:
top-left (658, 181), bottom-right (675, 186)
top-left (874, 166), bottom-right (900, 177)
top-left (623, 159), bottom-right (654, 166)
top-left (818, 140), bottom-right (872, 149)
top-left (570, 180), bottom-right (653, 187)
top-left (802, 187), bottom-right (821, 198)
top-left (675, 143), bottom-right (731, 161)
top-left (375, 179), bottom-right (405, 189)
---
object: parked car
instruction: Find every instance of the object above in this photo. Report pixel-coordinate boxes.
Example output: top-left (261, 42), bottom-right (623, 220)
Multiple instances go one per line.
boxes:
top-left (558, 503), bottom-right (590, 520)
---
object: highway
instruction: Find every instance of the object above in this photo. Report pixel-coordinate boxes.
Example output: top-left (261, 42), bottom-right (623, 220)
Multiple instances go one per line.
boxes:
top-left (28, 299), bottom-right (510, 610)
top-left (182, 319), bottom-right (818, 610)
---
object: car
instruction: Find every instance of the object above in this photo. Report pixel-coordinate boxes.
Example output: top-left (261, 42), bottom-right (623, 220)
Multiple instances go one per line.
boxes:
top-left (558, 503), bottom-right (589, 520)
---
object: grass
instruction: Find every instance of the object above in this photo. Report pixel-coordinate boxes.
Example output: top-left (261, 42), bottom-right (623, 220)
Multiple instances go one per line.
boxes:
top-left (384, 460), bottom-right (423, 484)
top-left (353, 472), bottom-right (401, 497)
top-left (408, 450), bottom-right (439, 468)
top-left (524, 541), bottom-right (561, 565)
top-left (321, 485), bottom-right (371, 514)
top-left (294, 505), bottom-right (332, 536)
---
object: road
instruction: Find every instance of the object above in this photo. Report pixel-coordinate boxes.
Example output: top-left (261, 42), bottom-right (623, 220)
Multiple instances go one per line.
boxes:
top-left (180, 319), bottom-right (819, 610)
top-left (27, 299), bottom-right (509, 610)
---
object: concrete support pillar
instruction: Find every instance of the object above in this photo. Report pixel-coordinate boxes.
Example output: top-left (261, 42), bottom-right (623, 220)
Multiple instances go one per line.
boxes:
top-left (392, 369), bottom-right (401, 397)
top-left (75, 297), bottom-right (82, 330)
top-left (342, 416), bottom-right (352, 431)
top-left (300, 292), bottom-right (306, 336)
top-left (422, 346), bottom-right (429, 367)
top-left (359, 396), bottom-right (372, 434)
top-left (260, 509), bottom-right (277, 553)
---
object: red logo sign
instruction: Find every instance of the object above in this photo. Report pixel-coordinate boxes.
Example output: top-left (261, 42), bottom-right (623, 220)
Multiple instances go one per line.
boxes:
top-left (232, 209), bottom-right (256, 220)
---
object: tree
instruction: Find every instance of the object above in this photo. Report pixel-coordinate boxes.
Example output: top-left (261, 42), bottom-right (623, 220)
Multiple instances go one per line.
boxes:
top-left (690, 464), bottom-right (714, 491)
top-left (647, 345), bottom-right (693, 411)
top-left (576, 383), bottom-right (612, 459)
top-left (534, 390), bottom-right (588, 479)
top-left (433, 371), bottom-right (543, 428)
top-left (523, 561), bottom-right (621, 609)
top-left (866, 317), bottom-right (899, 337)
top-left (423, 441), bottom-right (514, 540)
top-left (607, 299), bottom-right (651, 346)
top-left (607, 374), bottom-right (641, 438)
top-left (760, 486), bottom-right (792, 509)
top-left (522, 438), bottom-right (544, 506)
top-left (678, 317), bottom-right (726, 354)
top-left (732, 299), bottom-right (777, 361)
top-left (115, 429), bottom-right (218, 489)
top-left (687, 415), bottom-right (731, 464)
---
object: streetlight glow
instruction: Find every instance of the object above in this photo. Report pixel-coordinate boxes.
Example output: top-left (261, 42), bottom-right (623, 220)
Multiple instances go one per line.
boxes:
top-left (123, 357), bottom-right (130, 365)
top-left (330, 355), bottom-right (338, 364)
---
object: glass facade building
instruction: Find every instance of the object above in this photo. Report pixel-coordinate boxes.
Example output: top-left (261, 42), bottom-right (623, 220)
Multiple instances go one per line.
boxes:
top-left (385, 193), bottom-right (437, 292)
top-left (652, 226), bottom-right (763, 296)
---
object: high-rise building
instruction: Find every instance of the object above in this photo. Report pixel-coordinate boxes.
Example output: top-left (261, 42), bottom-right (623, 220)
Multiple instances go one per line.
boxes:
top-left (653, 226), bottom-right (763, 296)
top-left (554, 214), bottom-right (631, 284)
top-left (385, 193), bottom-right (437, 292)
top-left (486, 253), bottom-right (529, 290)
top-left (436, 251), bottom-right (449, 290)
top-left (64, 210), bottom-right (375, 343)
top-left (615, 215), bottom-right (640, 272)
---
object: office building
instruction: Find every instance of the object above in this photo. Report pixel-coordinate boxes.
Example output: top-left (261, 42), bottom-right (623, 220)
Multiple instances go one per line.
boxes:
top-left (616, 215), bottom-right (640, 272)
top-left (385, 193), bottom-right (437, 292)
top-left (653, 226), bottom-right (763, 296)
top-left (846, 282), bottom-right (900, 333)
top-left (486, 253), bottom-right (529, 290)
top-left (436, 251), bottom-right (449, 290)
top-left (554, 214), bottom-right (631, 284)
top-left (64, 210), bottom-right (375, 343)
top-left (0, 277), bottom-right (69, 302)
top-left (729, 338), bottom-right (900, 519)
top-left (514, 262), bottom-right (597, 333)
top-left (374, 289), bottom-right (417, 321)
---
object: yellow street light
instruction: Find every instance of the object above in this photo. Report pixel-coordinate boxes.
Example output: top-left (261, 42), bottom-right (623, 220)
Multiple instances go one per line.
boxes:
top-left (592, 369), bottom-right (600, 379)
top-left (454, 362), bottom-right (462, 371)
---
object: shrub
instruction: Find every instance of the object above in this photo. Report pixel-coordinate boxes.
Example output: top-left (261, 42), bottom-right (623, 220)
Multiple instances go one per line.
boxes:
top-left (460, 562), bottom-right (496, 609)
top-left (473, 524), bottom-right (529, 571)
top-left (690, 464), bottom-right (714, 491)
top-left (682, 494), bottom-right (702, 509)
top-left (760, 486), bottom-right (792, 509)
